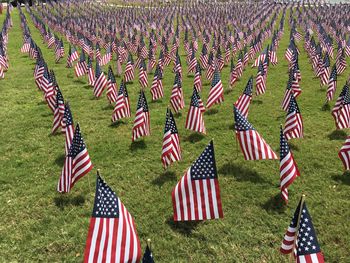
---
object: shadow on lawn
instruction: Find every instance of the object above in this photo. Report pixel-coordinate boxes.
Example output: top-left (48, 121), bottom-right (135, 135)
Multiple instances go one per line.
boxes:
top-left (218, 162), bottom-right (268, 184)
top-left (183, 133), bottom-right (205, 143)
top-left (152, 171), bottom-right (177, 187)
top-left (262, 193), bottom-right (286, 214)
top-left (332, 171), bottom-right (350, 185)
top-left (327, 130), bottom-right (347, 141)
top-left (109, 120), bottom-right (127, 128)
top-left (130, 140), bottom-right (147, 151)
top-left (204, 108), bottom-right (218, 116)
top-left (276, 141), bottom-right (299, 152)
top-left (73, 79), bottom-right (86, 85)
top-left (252, 100), bottom-right (263, 105)
top-left (166, 216), bottom-right (201, 236)
top-left (102, 104), bottom-right (114, 111)
top-left (224, 88), bottom-right (233, 95)
top-left (54, 194), bottom-right (85, 210)
top-left (54, 154), bottom-right (65, 167)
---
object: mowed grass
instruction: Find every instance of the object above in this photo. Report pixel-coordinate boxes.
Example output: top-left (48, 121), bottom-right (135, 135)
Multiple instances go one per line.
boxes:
top-left (0, 8), bottom-right (350, 262)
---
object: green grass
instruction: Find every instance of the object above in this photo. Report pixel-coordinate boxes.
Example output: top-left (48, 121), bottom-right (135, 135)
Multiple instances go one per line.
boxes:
top-left (0, 8), bottom-right (350, 262)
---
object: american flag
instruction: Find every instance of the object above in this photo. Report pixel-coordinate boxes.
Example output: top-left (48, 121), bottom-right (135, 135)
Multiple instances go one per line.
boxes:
top-left (338, 135), bottom-right (350, 170)
top-left (199, 44), bottom-right (208, 69)
top-left (194, 63), bottom-right (202, 92)
top-left (320, 53), bottom-right (330, 86)
top-left (172, 141), bottom-right (223, 221)
top-left (234, 76), bottom-right (253, 118)
top-left (74, 50), bottom-right (88, 77)
top-left (282, 70), bottom-right (300, 112)
top-left (256, 61), bottom-right (266, 96)
top-left (55, 39), bottom-right (64, 63)
top-left (139, 59), bottom-right (148, 89)
top-left (150, 65), bottom-right (164, 101)
top-left (58, 123), bottom-right (93, 193)
top-left (170, 72), bottom-right (185, 113)
top-left (229, 59), bottom-right (238, 88)
top-left (335, 86), bottom-right (350, 130)
top-left (132, 90), bottom-right (150, 141)
top-left (280, 199), bottom-right (324, 263)
top-left (34, 58), bottom-right (45, 90)
top-left (83, 175), bottom-right (141, 263)
top-left (100, 46), bottom-right (112, 66)
top-left (280, 127), bottom-right (300, 203)
top-left (206, 69), bottom-right (224, 109)
top-left (52, 87), bottom-right (65, 134)
top-left (206, 52), bottom-right (215, 81)
top-left (234, 106), bottom-right (277, 160)
top-left (174, 52), bottom-right (182, 80)
top-left (332, 84), bottom-right (349, 126)
top-left (62, 102), bottom-right (74, 156)
top-left (93, 62), bottom-right (108, 98)
top-left (106, 66), bottom-right (118, 103)
top-left (326, 65), bottom-right (337, 102)
top-left (112, 80), bottom-right (131, 122)
top-left (284, 94), bottom-right (303, 140)
top-left (142, 243), bottom-right (154, 263)
top-left (186, 87), bottom-right (206, 134)
top-left (124, 53), bottom-right (135, 83)
top-left (336, 49), bottom-right (346, 75)
top-left (161, 108), bottom-right (181, 169)
top-left (188, 51), bottom-right (197, 74)
top-left (87, 57), bottom-right (95, 86)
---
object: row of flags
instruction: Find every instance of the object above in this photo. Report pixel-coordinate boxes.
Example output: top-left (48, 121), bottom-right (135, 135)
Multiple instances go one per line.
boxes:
top-left (0, 5), bottom-right (12, 79)
top-left (14, 1), bottom-right (350, 262)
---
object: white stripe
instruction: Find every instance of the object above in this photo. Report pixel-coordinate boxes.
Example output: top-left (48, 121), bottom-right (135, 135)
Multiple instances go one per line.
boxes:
top-left (97, 218), bottom-right (107, 263)
top-left (186, 170), bottom-right (195, 220)
top-left (202, 180), bottom-right (211, 219)
top-left (88, 218), bottom-right (101, 263)
top-left (180, 175), bottom-right (188, 220)
top-left (210, 179), bottom-right (219, 218)
top-left (115, 199), bottom-right (123, 261)
top-left (106, 219), bottom-right (114, 263)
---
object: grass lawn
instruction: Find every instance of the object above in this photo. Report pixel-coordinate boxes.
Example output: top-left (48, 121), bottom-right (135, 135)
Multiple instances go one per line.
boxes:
top-left (0, 8), bottom-right (350, 262)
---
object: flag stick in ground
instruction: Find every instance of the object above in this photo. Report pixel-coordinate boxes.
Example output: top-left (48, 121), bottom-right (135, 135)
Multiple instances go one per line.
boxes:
top-left (290, 194), bottom-right (306, 262)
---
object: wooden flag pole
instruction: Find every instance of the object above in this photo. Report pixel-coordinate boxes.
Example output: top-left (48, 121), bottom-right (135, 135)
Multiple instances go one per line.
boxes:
top-left (289, 194), bottom-right (306, 263)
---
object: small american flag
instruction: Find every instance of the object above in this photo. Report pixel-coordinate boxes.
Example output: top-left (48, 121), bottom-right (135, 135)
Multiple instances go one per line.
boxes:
top-left (172, 141), bottom-right (223, 221)
top-left (280, 127), bottom-right (300, 203)
top-left (335, 86), bottom-right (350, 130)
top-left (124, 53), bottom-right (135, 83)
top-left (229, 59), bottom-right (238, 87)
top-left (150, 65), bottom-right (164, 101)
top-left (139, 59), bottom-right (148, 88)
top-left (280, 199), bottom-right (324, 263)
top-left (256, 61), bottom-right (266, 96)
top-left (339, 135), bottom-right (350, 170)
top-left (170, 72), bottom-right (185, 113)
top-left (52, 87), bottom-right (65, 134)
top-left (87, 58), bottom-right (95, 86)
top-left (284, 94), bottom-right (303, 140)
top-left (83, 175), bottom-right (141, 263)
top-left (185, 87), bottom-right (206, 134)
top-left (161, 108), bottom-right (181, 169)
top-left (206, 69), bottom-right (224, 109)
top-left (193, 63), bottom-right (202, 92)
top-left (112, 80), bottom-right (131, 122)
top-left (106, 66), bottom-right (118, 103)
top-left (132, 90), bottom-right (150, 141)
top-left (332, 84), bottom-right (349, 126)
top-left (326, 64), bottom-right (337, 102)
top-left (58, 123), bottom-right (93, 193)
top-left (234, 76), bottom-right (253, 118)
top-left (75, 50), bottom-right (88, 77)
top-left (234, 106), bottom-right (277, 160)
top-left (93, 62), bottom-right (108, 98)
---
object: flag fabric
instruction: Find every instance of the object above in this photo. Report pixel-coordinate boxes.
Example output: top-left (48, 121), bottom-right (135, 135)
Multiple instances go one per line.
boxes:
top-left (170, 72), bottom-right (185, 113)
top-left (124, 53), bottom-right (135, 83)
top-left (142, 244), bottom-right (154, 263)
top-left (87, 57), bottom-right (95, 86)
top-left (83, 175), bottom-right (141, 263)
top-left (206, 69), bottom-right (224, 109)
top-left (194, 63), bottom-right (202, 92)
top-left (229, 59), bottom-right (238, 88)
top-left (280, 199), bottom-right (324, 263)
top-left (112, 80), bottom-right (131, 122)
top-left (75, 50), bottom-right (88, 77)
top-left (62, 103), bottom-right (74, 156)
top-left (332, 84), bottom-right (349, 126)
top-left (256, 61), bottom-right (266, 95)
top-left (280, 127), bottom-right (300, 203)
top-left (326, 65), bottom-right (337, 102)
top-left (139, 60), bottom-right (148, 89)
top-left (58, 123), bottom-right (93, 193)
top-left (132, 90), bottom-right (150, 141)
top-left (284, 94), bottom-right (303, 140)
top-left (106, 66), bottom-right (118, 103)
top-left (52, 87), bottom-right (65, 134)
top-left (185, 88), bottom-right (206, 134)
top-left (339, 135), bottom-right (350, 170)
top-left (161, 108), bottom-right (181, 169)
top-left (234, 76), bottom-right (253, 118)
top-left (172, 141), bottom-right (223, 221)
top-left (93, 62), bottom-right (108, 98)
top-left (335, 87), bottom-right (350, 130)
top-left (150, 65), bottom-right (164, 101)
top-left (234, 106), bottom-right (277, 160)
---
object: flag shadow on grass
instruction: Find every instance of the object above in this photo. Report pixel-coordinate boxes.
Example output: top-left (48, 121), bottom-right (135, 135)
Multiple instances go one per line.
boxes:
top-left (54, 194), bottom-right (85, 210)
top-left (102, 104), bottom-right (114, 111)
top-left (332, 171), bottom-right (350, 185)
top-left (183, 133), bottom-right (205, 143)
top-left (130, 140), bottom-right (147, 151)
top-left (166, 216), bottom-right (202, 236)
top-left (224, 88), bottom-right (233, 95)
top-left (109, 120), bottom-right (128, 128)
top-left (204, 108), bottom-right (219, 116)
top-left (151, 171), bottom-right (177, 187)
top-left (54, 154), bottom-right (65, 167)
top-left (251, 100), bottom-right (263, 105)
top-left (261, 193), bottom-right (286, 214)
top-left (327, 130), bottom-right (347, 141)
top-left (73, 79), bottom-right (86, 85)
top-left (218, 162), bottom-right (268, 184)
